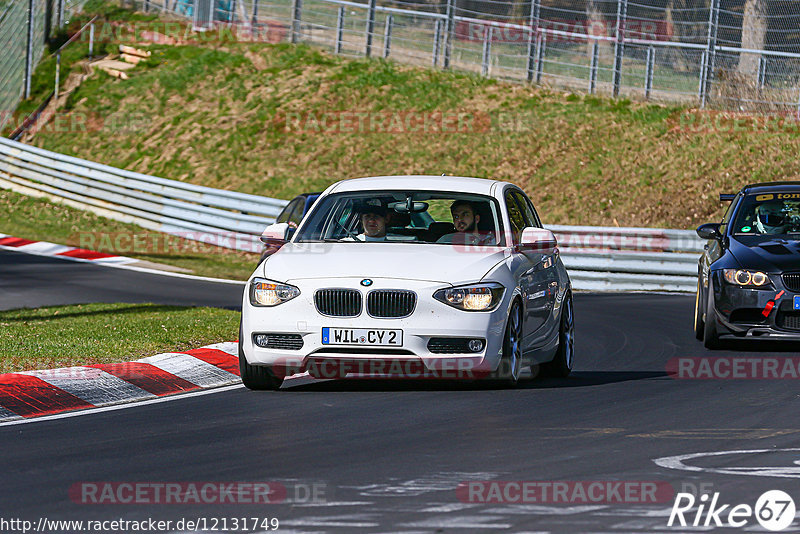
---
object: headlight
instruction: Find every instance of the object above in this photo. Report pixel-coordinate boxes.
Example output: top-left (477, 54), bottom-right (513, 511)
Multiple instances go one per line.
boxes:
top-left (722, 269), bottom-right (771, 288)
top-left (433, 283), bottom-right (505, 311)
top-left (250, 278), bottom-right (300, 306)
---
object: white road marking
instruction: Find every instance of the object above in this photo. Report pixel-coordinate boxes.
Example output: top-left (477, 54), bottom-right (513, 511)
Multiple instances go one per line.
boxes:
top-left (0, 383), bottom-right (244, 427)
top-left (654, 448), bottom-right (800, 478)
top-left (398, 515), bottom-right (512, 529)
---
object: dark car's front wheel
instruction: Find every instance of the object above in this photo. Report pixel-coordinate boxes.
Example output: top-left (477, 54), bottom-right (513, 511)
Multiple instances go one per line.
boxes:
top-left (238, 323), bottom-right (284, 390)
top-left (694, 278), bottom-right (705, 341)
top-left (703, 281), bottom-right (721, 350)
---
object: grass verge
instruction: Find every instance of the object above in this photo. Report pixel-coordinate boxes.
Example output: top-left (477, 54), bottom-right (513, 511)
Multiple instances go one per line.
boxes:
top-left (0, 302), bottom-right (239, 373)
top-left (1, 189), bottom-right (259, 280)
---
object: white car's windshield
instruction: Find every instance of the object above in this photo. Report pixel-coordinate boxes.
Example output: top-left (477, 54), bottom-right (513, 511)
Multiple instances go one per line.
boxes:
top-left (294, 191), bottom-right (505, 245)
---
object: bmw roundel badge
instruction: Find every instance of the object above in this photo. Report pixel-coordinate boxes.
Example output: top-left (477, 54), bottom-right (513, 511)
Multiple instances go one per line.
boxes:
top-left (361, 279), bottom-right (373, 287)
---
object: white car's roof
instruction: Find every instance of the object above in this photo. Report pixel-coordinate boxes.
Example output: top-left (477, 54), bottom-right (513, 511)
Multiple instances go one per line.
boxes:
top-left (328, 175), bottom-right (504, 195)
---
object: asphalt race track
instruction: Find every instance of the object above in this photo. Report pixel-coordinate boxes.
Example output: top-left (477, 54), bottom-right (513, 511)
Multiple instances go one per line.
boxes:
top-left (0, 249), bottom-right (243, 310)
top-left (2, 252), bottom-right (800, 532)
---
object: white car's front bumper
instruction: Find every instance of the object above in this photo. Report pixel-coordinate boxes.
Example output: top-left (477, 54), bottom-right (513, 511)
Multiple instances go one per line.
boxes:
top-left (241, 277), bottom-right (511, 379)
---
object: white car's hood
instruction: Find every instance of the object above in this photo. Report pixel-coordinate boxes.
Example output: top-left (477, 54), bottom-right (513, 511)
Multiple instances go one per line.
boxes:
top-left (262, 242), bottom-right (509, 284)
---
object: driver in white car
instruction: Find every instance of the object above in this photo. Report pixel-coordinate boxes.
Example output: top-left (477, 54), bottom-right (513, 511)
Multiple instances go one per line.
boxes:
top-left (356, 199), bottom-right (395, 241)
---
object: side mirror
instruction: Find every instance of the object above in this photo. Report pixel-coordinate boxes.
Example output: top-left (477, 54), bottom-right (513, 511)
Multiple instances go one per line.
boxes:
top-left (696, 223), bottom-right (722, 241)
top-left (519, 227), bottom-right (558, 253)
top-left (260, 222), bottom-right (291, 246)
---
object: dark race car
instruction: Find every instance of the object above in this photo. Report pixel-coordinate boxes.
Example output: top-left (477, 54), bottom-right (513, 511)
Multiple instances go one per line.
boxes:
top-left (259, 192), bottom-right (321, 263)
top-left (695, 182), bottom-right (800, 348)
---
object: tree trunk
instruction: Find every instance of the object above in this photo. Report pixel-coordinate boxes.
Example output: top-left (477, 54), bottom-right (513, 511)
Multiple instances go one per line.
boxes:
top-left (737, 0), bottom-right (767, 77)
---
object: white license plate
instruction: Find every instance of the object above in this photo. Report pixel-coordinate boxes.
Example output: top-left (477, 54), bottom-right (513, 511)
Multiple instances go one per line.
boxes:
top-left (321, 328), bottom-right (402, 346)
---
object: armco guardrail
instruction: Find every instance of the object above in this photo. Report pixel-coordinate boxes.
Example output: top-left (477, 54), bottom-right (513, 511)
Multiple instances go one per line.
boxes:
top-left (0, 137), bottom-right (288, 251)
top-left (0, 137), bottom-right (702, 291)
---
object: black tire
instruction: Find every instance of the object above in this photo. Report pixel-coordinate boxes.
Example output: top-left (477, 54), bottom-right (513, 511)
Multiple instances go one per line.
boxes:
top-left (238, 323), bottom-right (283, 390)
top-left (490, 300), bottom-right (523, 387)
top-left (542, 291), bottom-right (574, 378)
top-left (703, 281), bottom-right (721, 350)
top-left (693, 278), bottom-right (705, 341)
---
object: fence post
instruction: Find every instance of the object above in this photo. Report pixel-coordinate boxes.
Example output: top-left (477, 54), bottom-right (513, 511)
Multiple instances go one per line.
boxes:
top-left (252, 0), bottom-right (258, 26)
top-left (697, 50), bottom-right (708, 106)
top-left (644, 45), bottom-right (654, 99)
top-left (701, 0), bottom-right (719, 108)
top-left (443, 0), bottom-right (455, 69)
top-left (526, 0), bottom-right (540, 82)
top-left (365, 0), bottom-right (377, 57)
top-left (383, 14), bottom-right (393, 58)
top-left (54, 52), bottom-right (61, 101)
top-left (432, 19), bottom-right (442, 66)
top-left (89, 22), bottom-right (94, 58)
top-left (757, 55), bottom-right (766, 90)
top-left (535, 32), bottom-right (545, 83)
top-left (290, 0), bottom-right (303, 43)
top-left (589, 40), bottom-right (598, 93)
top-left (335, 6), bottom-right (344, 54)
top-left (24, 0), bottom-right (35, 99)
top-left (612, 0), bottom-right (628, 98)
top-left (144, 0), bottom-right (149, 12)
top-left (57, 0), bottom-right (64, 27)
top-left (481, 26), bottom-right (492, 77)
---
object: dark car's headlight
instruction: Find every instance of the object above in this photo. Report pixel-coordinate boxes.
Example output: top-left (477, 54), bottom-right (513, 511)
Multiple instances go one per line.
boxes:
top-left (434, 283), bottom-right (505, 311)
top-left (722, 269), bottom-right (771, 288)
top-left (250, 278), bottom-right (300, 306)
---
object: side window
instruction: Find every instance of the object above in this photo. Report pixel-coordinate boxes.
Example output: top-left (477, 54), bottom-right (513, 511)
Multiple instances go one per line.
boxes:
top-left (505, 190), bottom-right (526, 243)
top-left (720, 193), bottom-right (741, 234)
top-left (511, 190), bottom-right (539, 228)
top-left (277, 199), bottom-right (299, 224)
top-left (288, 199), bottom-right (306, 228)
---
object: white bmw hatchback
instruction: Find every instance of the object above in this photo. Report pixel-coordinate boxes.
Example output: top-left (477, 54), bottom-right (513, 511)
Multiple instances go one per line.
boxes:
top-left (239, 176), bottom-right (574, 389)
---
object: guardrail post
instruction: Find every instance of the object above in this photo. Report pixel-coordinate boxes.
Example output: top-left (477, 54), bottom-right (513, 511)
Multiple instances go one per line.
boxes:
top-left (432, 19), bottom-right (442, 66)
top-left (612, 0), bottom-right (627, 98)
top-left (443, 0), bottom-right (455, 69)
top-left (535, 32), bottom-right (545, 83)
top-left (701, 0), bottom-right (719, 108)
top-left (290, 0), bottom-right (303, 43)
top-left (383, 14), bottom-right (392, 58)
top-left (365, 0), bottom-right (377, 57)
top-left (644, 45), bottom-right (654, 99)
top-left (589, 40), bottom-right (598, 93)
top-left (481, 26), bottom-right (492, 77)
top-left (525, 0), bottom-right (540, 83)
top-left (757, 55), bottom-right (766, 89)
top-left (24, 0), bottom-right (35, 99)
top-left (335, 6), bottom-right (344, 54)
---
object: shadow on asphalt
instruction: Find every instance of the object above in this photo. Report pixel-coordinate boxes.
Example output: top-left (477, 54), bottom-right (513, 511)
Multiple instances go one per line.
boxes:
top-left (280, 370), bottom-right (668, 392)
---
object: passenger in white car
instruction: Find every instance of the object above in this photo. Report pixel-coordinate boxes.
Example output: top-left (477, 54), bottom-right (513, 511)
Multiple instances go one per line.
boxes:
top-left (437, 200), bottom-right (495, 245)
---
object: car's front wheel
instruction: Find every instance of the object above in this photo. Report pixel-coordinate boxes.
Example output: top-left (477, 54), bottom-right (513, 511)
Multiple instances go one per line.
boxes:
top-left (694, 278), bottom-right (705, 341)
top-left (542, 291), bottom-right (574, 378)
top-left (703, 281), bottom-right (721, 350)
top-left (238, 323), bottom-right (284, 390)
top-left (491, 300), bottom-right (523, 387)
